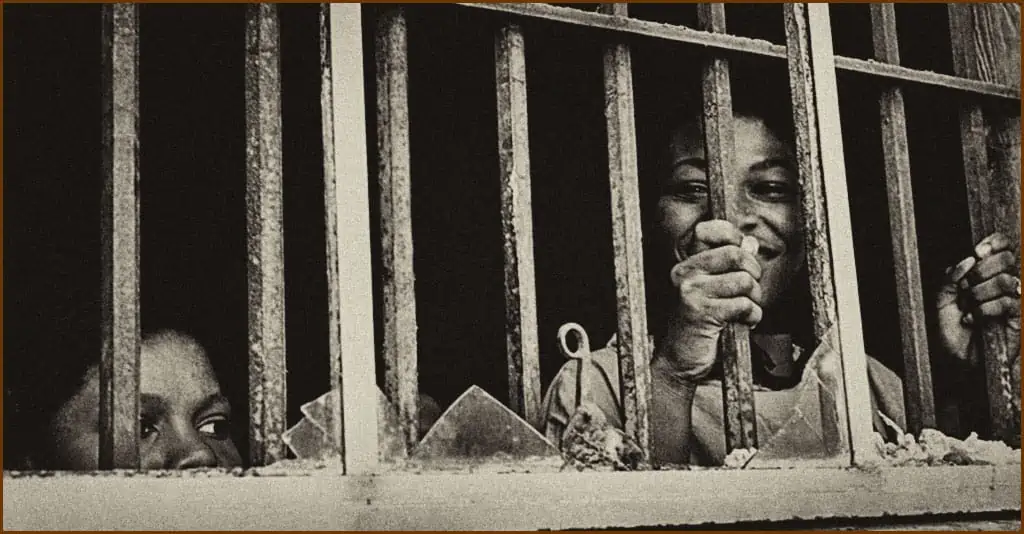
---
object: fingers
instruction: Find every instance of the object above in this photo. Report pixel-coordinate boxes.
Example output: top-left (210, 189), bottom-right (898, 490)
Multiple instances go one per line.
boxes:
top-left (968, 273), bottom-right (1022, 305)
top-left (973, 232), bottom-right (1012, 260)
top-left (694, 220), bottom-right (745, 248)
top-left (683, 220), bottom-right (745, 258)
top-left (677, 271), bottom-right (763, 304)
top-left (706, 297), bottom-right (763, 327)
top-left (963, 250), bottom-right (1016, 287)
top-left (672, 245), bottom-right (762, 283)
top-left (964, 296), bottom-right (1021, 326)
top-left (946, 256), bottom-right (977, 285)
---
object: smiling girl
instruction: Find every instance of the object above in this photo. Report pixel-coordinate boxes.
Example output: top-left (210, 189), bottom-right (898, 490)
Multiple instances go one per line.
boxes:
top-left (542, 85), bottom-right (1020, 466)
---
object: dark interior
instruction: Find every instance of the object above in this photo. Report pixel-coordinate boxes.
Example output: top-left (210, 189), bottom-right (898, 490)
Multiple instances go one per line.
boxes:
top-left (3, 3), bottom-right (993, 467)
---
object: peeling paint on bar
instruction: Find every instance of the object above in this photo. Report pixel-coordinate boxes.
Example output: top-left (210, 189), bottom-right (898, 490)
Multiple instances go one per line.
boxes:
top-left (948, 3), bottom-right (1022, 448)
top-left (99, 3), bottom-right (141, 470)
top-left (458, 3), bottom-right (1019, 101)
top-left (798, 4), bottom-right (879, 466)
top-left (376, 8), bottom-right (419, 452)
top-left (495, 24), bottom-right (542, 429)
top-left (245, 4), bottom-right (287, 467)
top-left (321, 3), bottom-right (381, 474)
top-left (782, 4), bottom-right (845, 465)
top-left (696, 3), bottom-right (758, 453)
top-left (319, 2), bottom-right (344, 463)
top-left (954, 103), bottom-right (1017, 445)
top-left (869, 3), bottom-right (936, 436)
top-left (598, 2), bottom-right (652, 459)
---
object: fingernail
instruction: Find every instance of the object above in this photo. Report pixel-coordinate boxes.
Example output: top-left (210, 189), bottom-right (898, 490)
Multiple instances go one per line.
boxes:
top-left (953, 257), bottom-right (976, 281)
top-left (945, 266), bottom-right (953, 276)
top-left (741, 235), bottom-right (759, 255)
top-left (976, 242), bottom-right (992, 259)
top-left (962, 313), bottom-right (974, 326)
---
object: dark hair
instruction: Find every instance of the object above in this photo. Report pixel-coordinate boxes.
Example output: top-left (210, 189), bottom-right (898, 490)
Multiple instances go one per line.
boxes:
top-left (650, 62), bottom-right (795, 187)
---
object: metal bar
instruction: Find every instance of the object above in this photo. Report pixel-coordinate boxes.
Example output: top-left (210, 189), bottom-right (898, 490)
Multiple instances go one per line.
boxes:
top-left (321, 3), bottom-right (381, 474)
top-left (495, 24), bottom-right (542, 429)
top-left (245, 4), bottom-right (287, 467)
top-left (99, 3), bottom-right (141, 470)
top-left (456, 3), bottom-right (1020, 101)
top-left (782, 3), bottom-right (847, 465)
top-left (954, 103), bottom-right (1016, 443)
top-left (948, 3), bottom-right (1021, 447)
top-left (815, 3), bottom-right (880, 463)
top-left (376, 7), bottom-right (419, 452)
top-left (598, 2), bottom-right (653, 461)
top-left (695, 3), bottom-right (757, 453)
top-left (869, 3), bottom-right (936, 435)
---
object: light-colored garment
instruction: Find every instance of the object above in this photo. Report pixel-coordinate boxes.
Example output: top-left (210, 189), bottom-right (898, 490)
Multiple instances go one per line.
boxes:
top-left (541, 329), bottom-right (907, 466)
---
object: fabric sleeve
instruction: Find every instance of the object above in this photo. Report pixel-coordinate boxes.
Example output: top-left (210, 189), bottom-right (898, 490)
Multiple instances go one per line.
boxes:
top-left (540, 346), bottom-right (624, 449)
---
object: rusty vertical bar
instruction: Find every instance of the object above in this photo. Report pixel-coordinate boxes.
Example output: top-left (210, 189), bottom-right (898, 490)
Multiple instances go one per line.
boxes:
top-left (598, 2), bottom-right (652, 460)
top-left (869, 3), bottom-right (936, 435)
top-left (952, 104), bottom-right (1016, 443)
top-left (321, 3), bottom-right (380, 473)
top-left (948, 4), bottom-right (1021, 446)
top-left (784, 4), bottom-right (877, 466)
top-left (782, 3), bottom-right (843, 463)
top-left (495, 24), bottom-right (542, 428)
top-left (99, 3), bottom-right (141, 470)
top-left (696, 3), bottom-right (758, 453)
top-left (376, 8), bottom-right (419, 451)
top-left (245, 4), bottom-right (287, 466)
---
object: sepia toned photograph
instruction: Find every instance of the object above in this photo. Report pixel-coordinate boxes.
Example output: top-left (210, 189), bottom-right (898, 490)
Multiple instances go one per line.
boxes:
top-left (3, 2), bottom-right (1021, 530)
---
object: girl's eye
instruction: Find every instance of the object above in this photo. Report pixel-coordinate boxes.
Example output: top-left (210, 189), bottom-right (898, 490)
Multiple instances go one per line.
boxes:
top-left (664, 180), bottom-right (709, 202)
top-left (197, 418), bottom-right (232, 441)
top-left (751, 180), bottom-right (796, 201)
top-left (140, 418), bottom-right (159, 441)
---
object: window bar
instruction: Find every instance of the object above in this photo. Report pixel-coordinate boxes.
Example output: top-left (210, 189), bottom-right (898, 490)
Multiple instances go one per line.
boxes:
top-left (245, 4), bottom-right (288, 466)
top-left (495, 23), bottom-right (542, 428)
top-left (953, 104), bottom-right (1016, 443)
top-left (321, 3), bottom-right (381, 473)
top-left (99, 3), bottom-right (141, 470)
top-left (376, 7), bottom-right (419, 451)
top-left (948, 4), bottom-right (1021, 446)
top-left (783, 3), bottom-right (877, 466)
top-left (460, 3), bottom-right (1020, 101)
top-left (696, 3), bottom-right (758, 453)
top-left (869, 3), bottom-right (936, 435)
top-left (598, 2), bottom-right (653, 459)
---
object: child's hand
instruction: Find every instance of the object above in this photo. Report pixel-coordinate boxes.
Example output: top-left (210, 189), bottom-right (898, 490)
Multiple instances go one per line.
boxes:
top-left (655, 220), bottom-right (762, 382)
top-left (936, 232), bottom-right (1021, 364)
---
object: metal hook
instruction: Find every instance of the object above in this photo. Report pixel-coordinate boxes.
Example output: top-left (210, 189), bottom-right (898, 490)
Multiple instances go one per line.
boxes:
top-left (558, 322), bottom-right (591, 361)
top-left (558, 322), bottom-right (591, 410)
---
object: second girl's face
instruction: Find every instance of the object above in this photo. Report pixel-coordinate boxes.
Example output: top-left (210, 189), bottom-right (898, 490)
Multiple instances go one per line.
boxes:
top-left (656, 115), bottom-right (805, 312)
top-left (47, 331), bottom-right (242, 470)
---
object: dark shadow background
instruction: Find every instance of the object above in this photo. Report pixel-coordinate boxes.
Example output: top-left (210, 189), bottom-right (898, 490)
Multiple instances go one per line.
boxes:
top-left (3, 3), bottom-right (991, 468)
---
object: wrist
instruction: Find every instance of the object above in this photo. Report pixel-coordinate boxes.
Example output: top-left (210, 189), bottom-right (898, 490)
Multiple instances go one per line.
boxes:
top-left (653, 320), bottom-right (720, 382)
top-left (651, 350), bottom-right (704, 392)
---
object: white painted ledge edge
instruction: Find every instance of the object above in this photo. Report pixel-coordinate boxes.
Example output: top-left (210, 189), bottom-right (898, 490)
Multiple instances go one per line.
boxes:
top-left (3, 464), bottom-right (1020, 530)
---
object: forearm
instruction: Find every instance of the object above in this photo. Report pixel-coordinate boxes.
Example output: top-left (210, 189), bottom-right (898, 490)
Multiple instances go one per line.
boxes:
top-left (649, 355), bottom-right (699, 465)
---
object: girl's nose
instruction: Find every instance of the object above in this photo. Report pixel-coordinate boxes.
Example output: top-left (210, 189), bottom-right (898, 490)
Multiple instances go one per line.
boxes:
top-left (162, 426), bottom-right (219, 469)
top-left (729, 195), bottom-right (759, 233)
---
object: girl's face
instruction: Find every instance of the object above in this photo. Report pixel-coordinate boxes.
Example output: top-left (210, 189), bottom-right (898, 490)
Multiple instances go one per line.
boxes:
top-left (656, 115), bottom-right (805, 312)
top-left (47, 331), bottom-right (242, 470)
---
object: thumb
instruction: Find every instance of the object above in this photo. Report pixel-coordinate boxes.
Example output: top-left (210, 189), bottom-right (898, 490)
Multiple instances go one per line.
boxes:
top-left (946, 256), bottom-right (976, 286)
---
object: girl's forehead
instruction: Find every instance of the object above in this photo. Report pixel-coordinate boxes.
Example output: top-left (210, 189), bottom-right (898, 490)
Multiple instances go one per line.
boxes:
top-left (139, 332), bottom-right (219, 393)
top-left (669, 116), bottom-right (793, 159)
